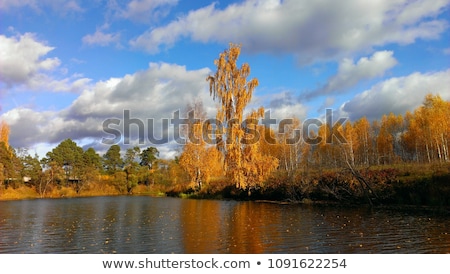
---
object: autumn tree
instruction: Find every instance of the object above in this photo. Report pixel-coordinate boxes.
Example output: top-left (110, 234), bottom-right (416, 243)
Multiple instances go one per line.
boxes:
top-left (312, 123), bottom-right (342, 169)
top-left (207, 43), bottom-right (278, 191)
top-left (0, 162), bottom-right (4, 188)
top-left (342, 121), bottom-right (358, 167)
top-left (241, 108), bottom-right (279, 188)
top-left (167, 157), bottom-right (190, 188)
top-left (0, 121), bottom-right (10, 186)
top-left (0, 142), bottom-right (22, 189)
top-left (421, 94), bottom-right (449, 162)
top-left (352, 117), bottom-right (372, 166)
top-left (179, 100), bottom-right (223, 190)
top-left (402, 110), bottom-right (426, 162)
top-left (275, 117), bottom-right (303, 175)
top-left (0, 121), bottom-right (10, 150)
top-left (180, 143), bottom-right (224, 190)
top-left (376, 113), bottom-right (403, 164)
top-left (0, 121), bottom-right (18, 187)
top-left (403, 94), bottom-right (450, 163)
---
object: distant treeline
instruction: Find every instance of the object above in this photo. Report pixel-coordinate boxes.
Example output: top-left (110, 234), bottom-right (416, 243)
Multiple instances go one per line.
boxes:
top-left (0, 93), bottom-right (448, 207)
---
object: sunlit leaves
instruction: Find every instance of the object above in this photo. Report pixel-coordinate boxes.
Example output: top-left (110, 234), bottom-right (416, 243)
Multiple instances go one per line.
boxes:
top-left (179, 100), bottom-right (223, 189)
top-left (0, 121), bottom-right (10, 152)
top-left (402, 94), bottom-right (450, 163)
top-left (207, 44), bottom-right (278, 191)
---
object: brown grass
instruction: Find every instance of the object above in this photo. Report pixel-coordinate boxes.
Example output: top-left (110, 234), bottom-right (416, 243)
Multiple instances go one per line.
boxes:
top-left (79, 182), bottom-right (121, 197)
top-left (131, 184), bottom-right (166, 196)
top-left (0, 186), bottom-right (39, 200)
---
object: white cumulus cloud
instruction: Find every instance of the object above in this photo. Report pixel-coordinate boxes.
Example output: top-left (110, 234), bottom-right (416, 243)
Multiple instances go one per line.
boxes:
top-left (303, 51), bottom-right (398, 100)
top-left (130, 0), bottom-right (449, 63)
top-left (0, 33), bottom-right (60, 86)
top-left (340, 69), bottom-right (450, 121)
top-left (82, 30), bottom-right (121, 47)
top-left (117, 0), bottom-right (178, 23)
top-left (0, 0), bottom-right (83, 14)
top-left (0, 33), bottom-right (91, 92)
top-left (1, 62), bottom-right (214, 158)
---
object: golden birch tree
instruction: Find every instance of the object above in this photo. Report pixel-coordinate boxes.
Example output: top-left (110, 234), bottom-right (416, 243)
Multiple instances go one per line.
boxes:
top-left (353, 117), bottom-right (371, 166)
top-left (207, 43), bottom-right (277, 190)
top-left (402, 110), bottom-right (425, 162)
top-left (342, 121), bottom-right (358, 167)
top-left (422, 94), bottom-right (449, 162)
top-left (0, 121), bottom-right (11, 187)
top-left (0, 121), bottom-right (10, 149)
top-left (179, 100), bottom-right (223, 189)
top-left (406, 94), bottom-right (450, 163)
top-left (241, 108), bottom-right (279, 189)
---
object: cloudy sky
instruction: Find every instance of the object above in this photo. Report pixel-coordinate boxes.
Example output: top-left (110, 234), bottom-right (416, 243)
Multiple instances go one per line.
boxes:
top-left (1, 0), bottom-right (449, 159)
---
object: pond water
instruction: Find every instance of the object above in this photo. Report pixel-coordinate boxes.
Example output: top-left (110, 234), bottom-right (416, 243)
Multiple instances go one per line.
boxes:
top-left (0, 196), bottom-right (449, 253)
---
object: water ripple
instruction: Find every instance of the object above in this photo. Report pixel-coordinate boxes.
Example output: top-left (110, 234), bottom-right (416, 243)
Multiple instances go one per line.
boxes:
top-left (0, 197), bottom-right (449, 253)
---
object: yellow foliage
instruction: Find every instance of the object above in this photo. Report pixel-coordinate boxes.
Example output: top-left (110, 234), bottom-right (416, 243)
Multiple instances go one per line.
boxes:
top-left (0, 120), bottom-right (10, 153)
top-left (0, 186), bottom-right (39, 200)
top-left (0, 163), bottom-right (4, 185)
top-left (402, 94), bottom-right (450, 163)
top-left (207, 44), bottom-right (279, 190)
top-left (179, 100), bottom-right (224, 189)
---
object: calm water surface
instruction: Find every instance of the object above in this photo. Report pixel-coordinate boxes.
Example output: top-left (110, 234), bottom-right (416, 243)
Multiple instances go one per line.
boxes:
top-left (0, 196), bottom-right (449, 253)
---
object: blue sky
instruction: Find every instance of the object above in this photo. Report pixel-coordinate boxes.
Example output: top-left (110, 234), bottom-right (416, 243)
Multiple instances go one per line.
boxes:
top-left (1, 0), bottom-right (449, 159)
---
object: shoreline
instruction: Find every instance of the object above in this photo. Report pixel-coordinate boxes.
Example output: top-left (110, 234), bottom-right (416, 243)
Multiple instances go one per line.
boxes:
top-left (2, 164), bottom-right (449, 215)
top-left (1, 191), bottom-right (449, 216)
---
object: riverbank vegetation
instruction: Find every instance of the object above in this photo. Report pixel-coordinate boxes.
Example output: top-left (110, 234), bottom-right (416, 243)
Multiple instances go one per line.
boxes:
top-left (1, 44), bottom-right (449, 207)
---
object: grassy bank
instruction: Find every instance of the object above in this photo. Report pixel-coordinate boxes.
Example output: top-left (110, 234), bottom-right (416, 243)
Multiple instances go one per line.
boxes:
top-left (167, 163), bottom-right (450, 208)
top-left (0, 182), bottom-right (165, 201)
top-left (2, 163), bottom-right (449, 210)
